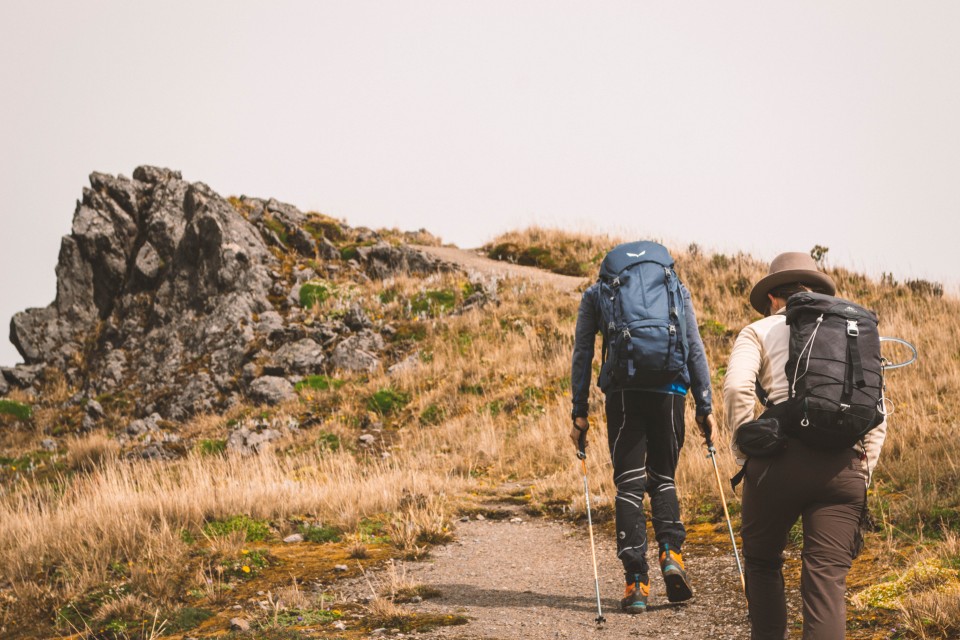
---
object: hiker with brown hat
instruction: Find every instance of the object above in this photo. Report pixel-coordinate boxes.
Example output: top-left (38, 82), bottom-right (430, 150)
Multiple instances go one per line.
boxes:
top-left (724, 252), bottom-right (887, 639)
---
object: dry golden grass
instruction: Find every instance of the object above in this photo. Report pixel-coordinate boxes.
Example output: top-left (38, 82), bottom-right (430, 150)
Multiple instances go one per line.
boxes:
top-left (66, 430), bottom-right (120, 472)
top-left (0, 227), bottom-right (956, 637)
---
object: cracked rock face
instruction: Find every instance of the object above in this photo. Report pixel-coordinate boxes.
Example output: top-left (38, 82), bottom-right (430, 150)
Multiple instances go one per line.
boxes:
top-left (9, 167), bottom-right (277, 419)
top-left (5, 166), bottom-right (453, 421)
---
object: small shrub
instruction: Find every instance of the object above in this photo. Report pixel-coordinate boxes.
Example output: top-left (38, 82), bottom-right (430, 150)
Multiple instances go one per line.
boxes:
top-left (203, 515), bottom-right (272, 542)
top-left (367, 388), bottom-right (411, 415)
top-left (299, 281), bottom-right (331, 308)
top-left (0, 399), bottom-right (32, 421)
top-left (906, 278), bottom-right (944, 298)
top-left (810, 244), bottom-right (830, 268)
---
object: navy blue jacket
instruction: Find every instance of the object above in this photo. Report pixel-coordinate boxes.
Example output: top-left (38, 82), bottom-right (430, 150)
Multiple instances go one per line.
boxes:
top-left (571, 281), bottom-right (713, 418)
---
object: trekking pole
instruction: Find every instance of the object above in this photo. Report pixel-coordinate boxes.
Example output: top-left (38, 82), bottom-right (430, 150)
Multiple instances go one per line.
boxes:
top-left (706, 439), bottom-right (746, 595)
top-left (577, 427), bottom-right (606, 628)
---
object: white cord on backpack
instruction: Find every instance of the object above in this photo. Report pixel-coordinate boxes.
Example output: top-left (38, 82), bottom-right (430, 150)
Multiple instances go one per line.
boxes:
top-left (791, 314), bottom-right (823, 397)
top-left (878, 394), bottom-right (895, 418)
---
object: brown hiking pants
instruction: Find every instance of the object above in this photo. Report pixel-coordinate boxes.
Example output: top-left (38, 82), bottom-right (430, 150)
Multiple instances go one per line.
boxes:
top-left (740, 438), bottom-right (867, 640)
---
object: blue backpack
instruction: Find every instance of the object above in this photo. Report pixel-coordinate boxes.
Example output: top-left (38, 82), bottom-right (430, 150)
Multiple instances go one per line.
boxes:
top-left (596, 241), bottom-right (688, 391)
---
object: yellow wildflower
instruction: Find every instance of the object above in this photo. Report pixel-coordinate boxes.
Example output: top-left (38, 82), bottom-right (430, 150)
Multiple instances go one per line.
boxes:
top-left (242, 565), bottom-right (251, 573)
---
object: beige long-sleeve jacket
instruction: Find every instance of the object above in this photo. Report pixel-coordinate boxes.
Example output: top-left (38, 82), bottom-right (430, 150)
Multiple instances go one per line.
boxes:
top-left (723, 310), bottom-right (887, 485)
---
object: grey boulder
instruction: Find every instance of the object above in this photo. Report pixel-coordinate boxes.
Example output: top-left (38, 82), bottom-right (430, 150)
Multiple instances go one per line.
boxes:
top-left (248, 376), bottom-right (296, 405)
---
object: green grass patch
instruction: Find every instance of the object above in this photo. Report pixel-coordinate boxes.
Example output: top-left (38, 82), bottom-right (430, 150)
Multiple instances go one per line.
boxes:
top-left (0, 399), bottom-right (32, 421)
top-left (164, 607), bottom-right (214, 632)
top-left (270, 608), bottom-right (343, 627)
top-left (419, 403), bottom-right (446, 426)
top-left (197, 438), bottom-right (226, 456)
top-left (303, 213), bottom-right (345, 243)
top-left (411, 289), bottom-right (457, 317)
top-left (367, 388), bottom-right (410, 415)
top-left (263, 215), bottom-right (289, 244)
top-left (203, 515), bottom-right (271, 542)
top-left (314, 432), bottom-right (341, 452)
top-left (392, 321), bottom-right (427, 342)
top-left (295, 375), bottom-right (344, 392)
top-left (299, 281), bottom-right (331, 309)
top-left (298, 524), bottom-right (343, 543)
top-left (225, 548), bottom-right (270, 579)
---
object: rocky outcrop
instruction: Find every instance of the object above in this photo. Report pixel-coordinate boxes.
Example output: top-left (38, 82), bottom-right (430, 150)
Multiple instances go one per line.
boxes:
top-left (5, 166), bottom-right (456, 421)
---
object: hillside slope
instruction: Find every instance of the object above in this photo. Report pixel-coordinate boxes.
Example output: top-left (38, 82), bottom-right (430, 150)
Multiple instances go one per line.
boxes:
top-left (0, 170), bottom-right (957, 639)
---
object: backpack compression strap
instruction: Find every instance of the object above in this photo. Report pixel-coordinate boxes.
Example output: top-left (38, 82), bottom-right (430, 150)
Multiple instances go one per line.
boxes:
top-left (843, 319), bottom-right (867, 402)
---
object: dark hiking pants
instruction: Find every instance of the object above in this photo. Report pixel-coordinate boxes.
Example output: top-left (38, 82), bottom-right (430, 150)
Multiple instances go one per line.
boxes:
top-left (605, 390), bottom-right (686, 582)
top-left (741, 438), bottom-right (867, 640)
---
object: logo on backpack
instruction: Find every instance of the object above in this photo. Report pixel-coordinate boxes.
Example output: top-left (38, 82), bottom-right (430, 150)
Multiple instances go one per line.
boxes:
top-left (777, 292), bottom-right (885, 449)
top-left (595, 241), bottom-right (688, 391)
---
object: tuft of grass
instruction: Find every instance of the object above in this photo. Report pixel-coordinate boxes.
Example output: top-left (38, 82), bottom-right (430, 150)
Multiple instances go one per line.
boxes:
top-left (66, 432), bottom-right (120, 472)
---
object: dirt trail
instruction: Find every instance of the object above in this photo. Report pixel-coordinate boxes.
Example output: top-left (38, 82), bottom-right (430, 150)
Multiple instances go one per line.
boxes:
top-left (375, 511), bottom-right (751, 639)
top-left (413, 245), bottom-right (587, 293)
top-left (337, 248), bottom-right (751, 638)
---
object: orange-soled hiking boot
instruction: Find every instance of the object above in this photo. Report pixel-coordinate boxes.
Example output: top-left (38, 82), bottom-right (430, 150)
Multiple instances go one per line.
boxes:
top-left (620, 575), bottom-right (649, 613)
top-left (659, 544), bottom-right (693, 602)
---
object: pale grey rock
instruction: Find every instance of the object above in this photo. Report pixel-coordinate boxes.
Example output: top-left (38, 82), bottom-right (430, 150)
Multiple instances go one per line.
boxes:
top-left (329, 330), bottom-right (384, 373)
top-left (127, 413), bottom-right (162, 436)
top-left (85, 399), bottom-right (105, 419)
top-left (283, 533), bottom-right (304, 543)
top-left (388, 353), bottom-right (420, 377)
top-left (269, 339), bottom-right (325, 375)
top-left (358, 433), bottom-right (376, 445)
top-left (356, 241), bottom-right (451, 279)
top-left (227, 424), bottom-right (283, 455)
top-left (40, 438), bottom-right (57, 452)
top-left (2, 364), bottom-right (43, 388)
top-left (133, 241), bottom-right (162, 283)
top-left (229, 617), bottom-right (251, 632)
top-left (248, 376), bottom-right (295, 405)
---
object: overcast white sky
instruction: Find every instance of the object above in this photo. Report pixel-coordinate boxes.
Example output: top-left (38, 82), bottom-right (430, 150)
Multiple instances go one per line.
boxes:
top-left (1, 1), bottom-right (958, 366)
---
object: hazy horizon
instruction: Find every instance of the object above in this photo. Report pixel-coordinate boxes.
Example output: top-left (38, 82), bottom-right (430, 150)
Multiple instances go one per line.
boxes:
top-left (2, 1), bottom-right (959, 367)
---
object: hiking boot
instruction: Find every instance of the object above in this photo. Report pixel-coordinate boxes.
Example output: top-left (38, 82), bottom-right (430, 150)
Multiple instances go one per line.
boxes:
top-left (620, 574), bottom-right (649, 613)
top-left (660, 544), bottom-right (693, 602)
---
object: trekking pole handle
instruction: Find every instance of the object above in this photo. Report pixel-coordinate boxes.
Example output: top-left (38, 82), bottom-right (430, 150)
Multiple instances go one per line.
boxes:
top-left (573, 418), bottom-right (588, 459)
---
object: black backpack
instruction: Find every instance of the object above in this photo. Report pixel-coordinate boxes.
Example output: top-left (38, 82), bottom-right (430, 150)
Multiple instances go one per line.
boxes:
top-left (595, 241), bottom-right (688, 391)
top-left (778, 291), bottom-right (885, 449)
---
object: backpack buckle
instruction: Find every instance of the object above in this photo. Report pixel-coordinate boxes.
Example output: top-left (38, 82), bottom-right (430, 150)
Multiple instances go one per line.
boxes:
top-left (668, 325), bottom-right (676, 336)
top-left (846, 320), bottom-right (859, 337)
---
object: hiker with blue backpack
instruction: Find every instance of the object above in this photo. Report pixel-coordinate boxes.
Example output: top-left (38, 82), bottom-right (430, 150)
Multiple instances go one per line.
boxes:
top-left (570, 241), bottom-right (716, 613)
top-left (724, 252), bottom-right (888, 639)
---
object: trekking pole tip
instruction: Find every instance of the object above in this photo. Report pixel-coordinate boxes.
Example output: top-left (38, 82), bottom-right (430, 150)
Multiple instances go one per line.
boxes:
top-left (595, 614), bottom-right (606, 627)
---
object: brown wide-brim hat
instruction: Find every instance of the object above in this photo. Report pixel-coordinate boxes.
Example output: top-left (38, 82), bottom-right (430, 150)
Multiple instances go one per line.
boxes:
top-left (749, 252), bottom-right (836, 315)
